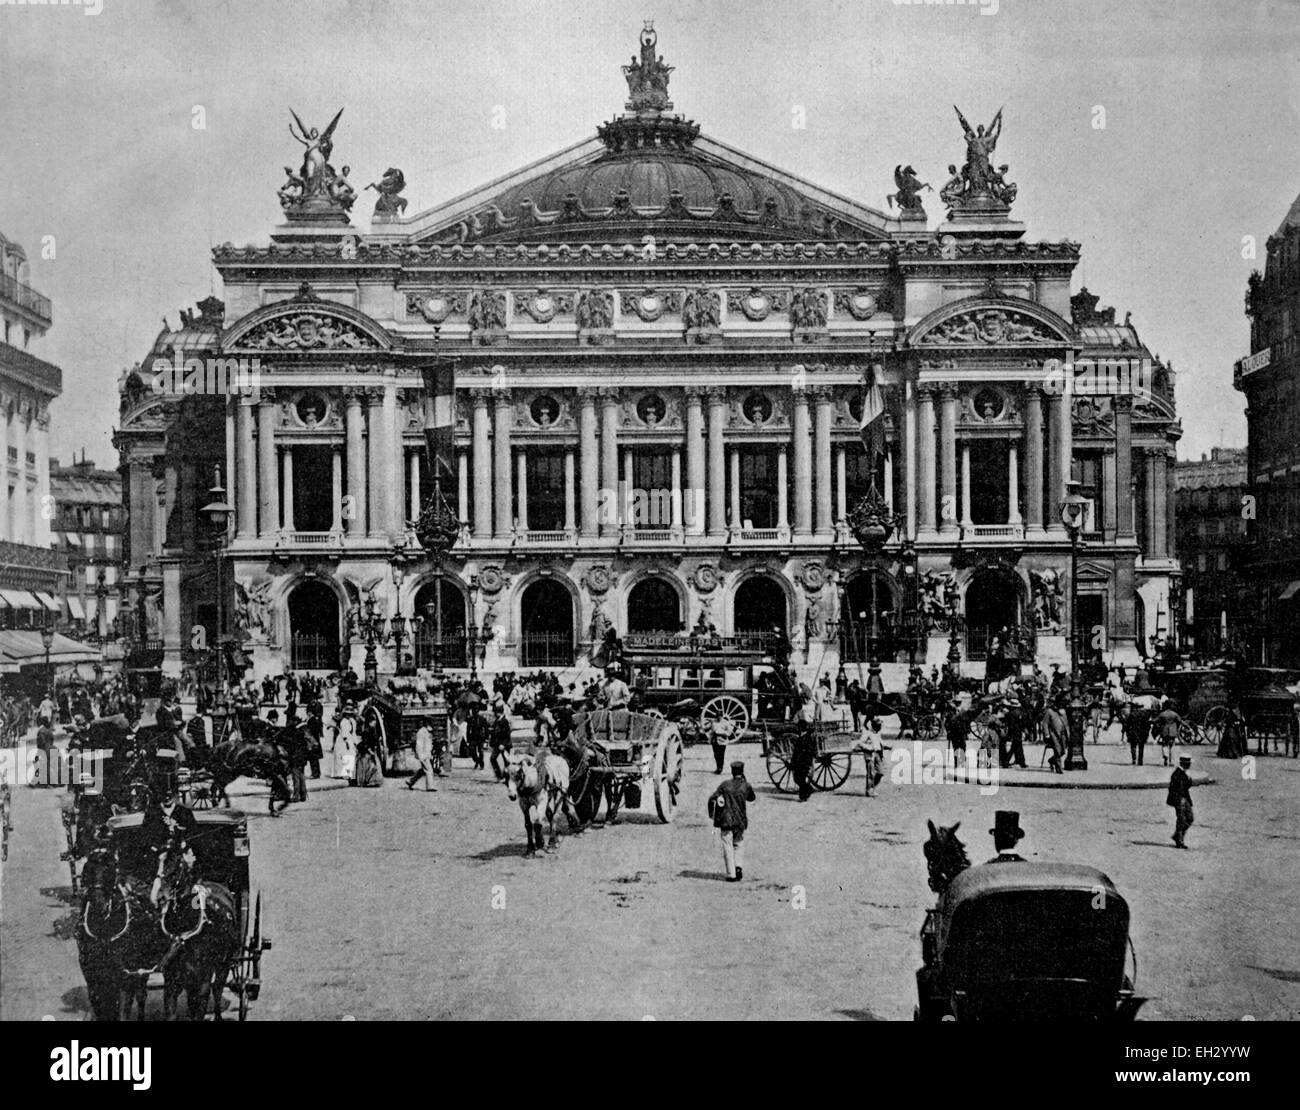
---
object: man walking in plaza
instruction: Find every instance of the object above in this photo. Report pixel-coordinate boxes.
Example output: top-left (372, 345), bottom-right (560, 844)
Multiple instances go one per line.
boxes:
top-left (708, 760), bottom-right (755, 882)
top-left (1167, 754), bottom-right (1195, 849)
top-left (407, 722), bottom-right (438, 792)
top-left (791, 719), bottom-right (817, 801)
top-left (489, 706), bottom-right (513, 780)
top-left (1124, 699), bottom-right (1152, 765)
top-left (1155, 702), bottom-right (1183, 766)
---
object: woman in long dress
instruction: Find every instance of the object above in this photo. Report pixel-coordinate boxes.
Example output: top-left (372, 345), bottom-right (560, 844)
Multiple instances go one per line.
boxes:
top-left (332, 708), bottom-right (357, 782)
top-left (353, 718), bottom-right (384, 788)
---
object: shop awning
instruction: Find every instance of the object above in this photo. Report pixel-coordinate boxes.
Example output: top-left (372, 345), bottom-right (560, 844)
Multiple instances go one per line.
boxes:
top-left (0, 629), bottom-right (103, 667)
top-left (34, 592), bottom-right (62, 613)
top-left (1279, 580), bottom-right (1300, 601)
top-left (66, 596), bottom-right (86, 620)
top-left (0, 589), bottom-right (42, 610)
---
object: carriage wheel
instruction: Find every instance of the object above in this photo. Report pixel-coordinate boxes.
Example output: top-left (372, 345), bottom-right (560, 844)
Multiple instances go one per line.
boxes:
top-left (642, 708), bottom-right (665, 720)
top-left (361, 704), bottom-right (389, 772)
top-left (1178, 721), bottom-right (1199, 746)
top-left (765, 743), bottom-right (796, 793)
top-left (1200, 705), bottom-right (1228, 749)
top-left (810, 751), bottom-right (852, 791)
top-left (1087, 704), bottom-right (1106, 744)
top-left (653, 725), bottom-right (685, 824)
top-left (702, 695), bottom-right (749, 735)
top-left (918, 713), bottom-right (942, 741)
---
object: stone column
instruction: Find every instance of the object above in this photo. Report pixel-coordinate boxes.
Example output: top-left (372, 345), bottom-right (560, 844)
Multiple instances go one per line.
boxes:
top-left (917, 385), bottom-right (937, 535)
top-left (777, 446), bottom-right (789, 532)
top-left (835, 447), bottom-right (847, 522)
top-left (792, 387), bottom-right (812, 535)
top-left (903, 378), bottom-right (917, 539)
top-left (516, 450), bottom-right (529, 532)
top-left (10, 404), bottom-right (28, 543)
top-left (408, 450), bottom-right (421, 525)
top-left (458, 450), bottom-right (469, 522)
top-left (1143, 449), bottom-right (1158, 555)
top-left (344, 390), bottom-right (366, 538)
top-left (1114, 396), bottom-right (1134, 538)
top-left (884, 446), bottom-right (895, 511)
top-left (960, 441), bottom-right (972, 528)
top-left (938, 384), bottom-right (958, 535)
top-left (1008, 441), bottom-right (1022, 525)
top-left (471, 389), bottom-right (492, 538)
top-left (33, 410), bottom-right (51, 548)
top-left (1047, 388), bottom-right (1071, 533)
top-left (381, 380), bottom-right (399, 538)
top-left (623, 447), bottom-right (634, 526)
top-left (707, 387), bottom-right (727, 536)
top-left (578, 389), bottom-right (599, 537)
top-left (1165, 447), bottom-right (1178, 558)
top-left (282, 447), bottom-right (295, 532)
top-left (729, 447), bottom-right (741, 530)
top-left (813, 387), bottom-right (833, 534)
top-left (236, 398), bottom-right (256, 539)
top-left (1153, 449), bottom-right (1168, 557)
top-left (599, 388), bottom-right (620, 537)
top-left (564, 449), bottom-right (576, 533)
top-left (257, 392), bottom-right (279, 537)
top-left (1024, 386), bottom-right (1044, 534)
top-left (1101, 450), bottom-right (1117, 539)
top-left (670, 448), bottom-right (682, 529)
top-left (331, 448), bottom-right (343, 531)
top-left (367, 389), bottom-right (386, 537)
top-left (685, 391), bottom-right (705, 534)
top-left (493, 387), bottom-right (513, 538)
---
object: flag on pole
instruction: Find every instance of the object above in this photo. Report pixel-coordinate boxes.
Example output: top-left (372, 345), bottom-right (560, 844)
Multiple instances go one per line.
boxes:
top-left (859, 366), bottom-right (886, 462)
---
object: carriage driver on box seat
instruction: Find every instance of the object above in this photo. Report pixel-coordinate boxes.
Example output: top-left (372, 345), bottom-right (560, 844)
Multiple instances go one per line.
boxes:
top-left (142, 783), bottom-right (199, 906)
top-left (599, 664), bottom-right (631, 710)
top-left (985, 810), bottom-right (1027, 864)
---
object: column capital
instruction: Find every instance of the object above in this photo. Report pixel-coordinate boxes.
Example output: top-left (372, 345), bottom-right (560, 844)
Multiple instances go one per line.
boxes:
top-left (809, 384), bottom-right (835, 403)
top-left (1021, 382), bottom-right (1046, 404)
top-left (683, 389), bottom-right (705, 407)
top-left (597, 385), bottom-right (621, 402)
top-left (703, 385), bottom-right (728, 404)
top-left (491, 384), bottom-right (513, 402)
top-left (258, 387), bottom-right (281, 406)
top-left (576, 386), bottom-right (601, 404)
top-left (342, 387), bottom-right (367, 407)
top-left (936, 381), bottom-right (960, 401)
top-left (469, 386), bottom-right (493, 406)
top-left (1113, 394), bottom-right (1134, 414)
top-left (789, 384), bottom-right (810, 402)
top-left (364, 386), bottom-right (385, 407)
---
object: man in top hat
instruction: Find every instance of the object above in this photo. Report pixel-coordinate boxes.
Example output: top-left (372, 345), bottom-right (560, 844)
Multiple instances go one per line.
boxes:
top-left (1167, 755), bottom-right (1195, 849)
top-left (986, 811), bottom-right (1026, 863)
top-left (707, 760), bottom-right (756, 882)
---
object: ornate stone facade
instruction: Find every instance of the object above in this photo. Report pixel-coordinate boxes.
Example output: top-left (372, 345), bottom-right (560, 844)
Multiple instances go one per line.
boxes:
top-left (118, 28), bottom-right (1180, 679)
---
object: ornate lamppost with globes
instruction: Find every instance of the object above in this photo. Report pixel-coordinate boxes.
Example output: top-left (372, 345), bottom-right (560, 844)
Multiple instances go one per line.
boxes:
top-left (412, 334), bottom-right (460, 741)
top-left (200, 468), bottom-right (233, 720)
top-left (1059, 479), bottom-right (1089, 771)
top-left (41, 618), bottom-right (56, 698)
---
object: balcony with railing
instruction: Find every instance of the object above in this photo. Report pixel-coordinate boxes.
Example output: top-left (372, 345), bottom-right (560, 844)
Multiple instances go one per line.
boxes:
top-left (0, 273), bottom-right (52, 326)
top-left (960, 523), bottom-right (1025, 541)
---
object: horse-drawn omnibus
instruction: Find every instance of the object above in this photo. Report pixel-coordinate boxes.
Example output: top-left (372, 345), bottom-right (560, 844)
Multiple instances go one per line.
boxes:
top-left (621, 632), bottom-right (799, 737)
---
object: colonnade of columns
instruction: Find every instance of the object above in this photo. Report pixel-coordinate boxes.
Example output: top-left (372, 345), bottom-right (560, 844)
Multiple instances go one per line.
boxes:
top-left (0, 395), bottom-right (50, 546)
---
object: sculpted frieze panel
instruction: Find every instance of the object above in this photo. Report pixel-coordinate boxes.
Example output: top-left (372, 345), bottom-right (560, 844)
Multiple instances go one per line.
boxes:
top-left (919, 308), bottom-right (1059, 346)
top-left (241, 312), bottom-right (378, 351)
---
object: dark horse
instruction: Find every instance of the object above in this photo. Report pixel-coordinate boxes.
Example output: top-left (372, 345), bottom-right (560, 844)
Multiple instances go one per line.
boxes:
top-left (77, 844), bottom-right (170, 1020)
top-left (923, 819), bottom-right (971, 895)
top-left (208, 720), bottom-right (292, 814)
top-left (155, 839), bottom-right (240, 1020)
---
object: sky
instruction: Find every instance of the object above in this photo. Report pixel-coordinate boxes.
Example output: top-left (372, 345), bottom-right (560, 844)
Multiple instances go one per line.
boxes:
top-left (3, 0), bottom-right (1300, 465)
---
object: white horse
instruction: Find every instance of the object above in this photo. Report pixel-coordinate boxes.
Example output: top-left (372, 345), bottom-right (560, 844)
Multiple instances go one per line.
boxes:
top-left (505, 751), bottom-right (580, 855)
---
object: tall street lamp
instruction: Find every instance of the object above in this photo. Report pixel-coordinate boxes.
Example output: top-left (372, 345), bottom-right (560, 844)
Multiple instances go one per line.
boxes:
top-left (41, 619), bottom-right (56, 698)
top-left (200, 468), bottom-right (233, 717)
top-left (1059, 479), bottom-right (1089, 771)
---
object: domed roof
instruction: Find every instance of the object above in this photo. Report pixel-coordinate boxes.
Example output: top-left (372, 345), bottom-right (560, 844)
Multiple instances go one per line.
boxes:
top-left (1276, 190), bottom-right (1300, 238)
top-left (425, 27), bottom-right (889, 246)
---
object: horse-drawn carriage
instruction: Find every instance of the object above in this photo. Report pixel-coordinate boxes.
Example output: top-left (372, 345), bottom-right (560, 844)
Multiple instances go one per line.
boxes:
top-left (567, 708), bottom-right (685, 823)
top-left (78, 809), bottom-right (271, 1020)
top-left (1240, 681), bottom-right (1299, 756)
top-left (1146, 668), bottom-right (1230, 746)
top-left (622, 633), bottom-right (798, 738)
top-left (915, 861), bottom-right (1145, 1022)
top-left (353, 687), bottom-right (451, 775)
top-left (760, 718), bottom-right (859, 793)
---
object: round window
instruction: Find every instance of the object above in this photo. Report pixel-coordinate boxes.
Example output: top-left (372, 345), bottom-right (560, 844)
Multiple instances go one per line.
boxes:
top-left (530, 395), bottom-right (560, 427)
top-left (637, 394), bottom-right (666, 425)
top-left (972, 387), bottom-right (1005, 421)
top-left (743, 392), bottom-right (772, 425)
top-left (295, 392), bottom-right (328, 426)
